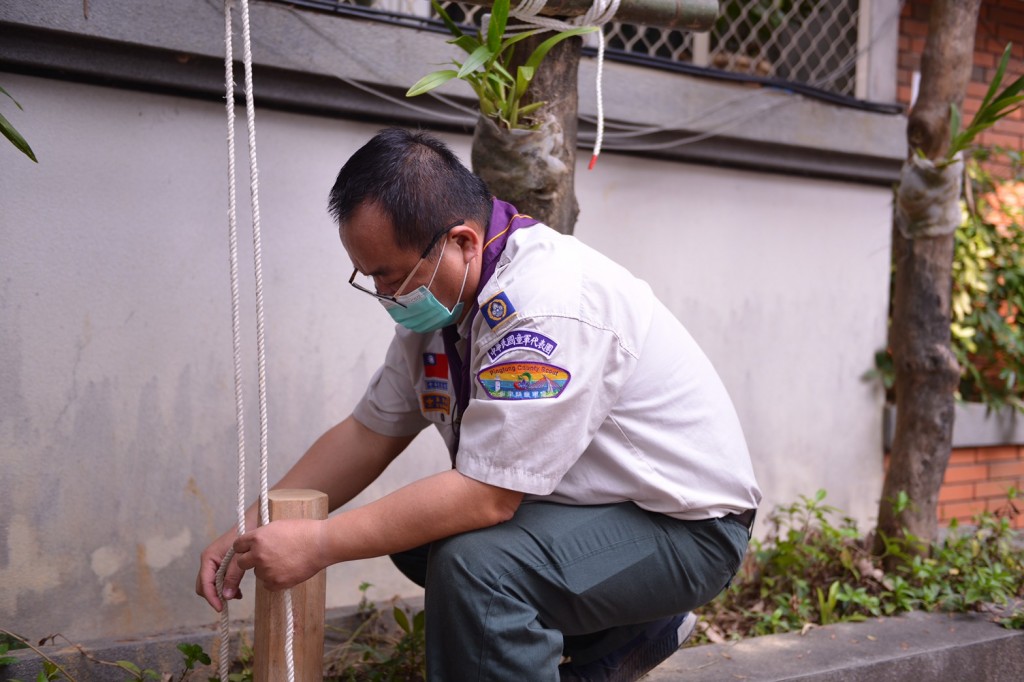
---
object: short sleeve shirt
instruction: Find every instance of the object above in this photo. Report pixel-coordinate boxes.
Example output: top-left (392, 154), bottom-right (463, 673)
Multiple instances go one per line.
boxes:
top-left (354, 224), bottom-right (761, 520)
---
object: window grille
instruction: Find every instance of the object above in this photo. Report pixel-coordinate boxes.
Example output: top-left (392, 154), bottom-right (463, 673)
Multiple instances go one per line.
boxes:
top-left (277, 1), bottom-right (864, 98)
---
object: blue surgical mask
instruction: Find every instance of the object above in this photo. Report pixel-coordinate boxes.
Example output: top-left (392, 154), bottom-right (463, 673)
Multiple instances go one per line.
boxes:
top-left (380, 239), bottom-right (469, 333)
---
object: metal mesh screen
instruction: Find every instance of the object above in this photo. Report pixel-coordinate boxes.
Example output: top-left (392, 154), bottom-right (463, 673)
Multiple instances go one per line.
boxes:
top-left (279, 0), bottom-right (863, 97)
top-left (705, 0), bottom-right (860, 95)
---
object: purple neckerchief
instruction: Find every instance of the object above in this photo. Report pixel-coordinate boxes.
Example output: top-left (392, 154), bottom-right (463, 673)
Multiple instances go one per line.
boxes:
top-left (442, 199), bottom-right (539, 453)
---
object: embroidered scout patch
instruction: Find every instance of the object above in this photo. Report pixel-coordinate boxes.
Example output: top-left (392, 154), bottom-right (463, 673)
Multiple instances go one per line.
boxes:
top-left (481, 291), bottom-right (516, 330)
top-left (477, 361), bottom-right (570, 400)
top-left (423, 353), bottom-right (449, 379)
top-left (421, 392), bottom-right (451, 415)
top-left (486, 330), bottom-right (557, 362)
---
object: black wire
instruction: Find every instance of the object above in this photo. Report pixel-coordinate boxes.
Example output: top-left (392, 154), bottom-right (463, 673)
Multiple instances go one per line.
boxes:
top-left (595, 49), bottom-right (905, 115)
top-left (268, 0), bottom-right (905, 116)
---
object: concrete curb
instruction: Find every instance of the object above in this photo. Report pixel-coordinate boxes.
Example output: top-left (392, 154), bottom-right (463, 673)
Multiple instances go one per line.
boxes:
top-left (3, 608), bottom-right (1021, 680)
top-left (649, 610), bottom-right (1024, 681)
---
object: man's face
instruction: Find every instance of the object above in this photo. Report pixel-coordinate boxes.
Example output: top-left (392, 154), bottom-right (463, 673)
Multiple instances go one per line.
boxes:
top-left (340, 202), bottom-right (476, 313)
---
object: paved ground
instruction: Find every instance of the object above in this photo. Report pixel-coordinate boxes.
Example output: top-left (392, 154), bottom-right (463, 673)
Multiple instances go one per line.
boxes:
top-left (647, 610), bottom-right (1024, 681)
top-left (3, 606), bottom-right (1022, 680)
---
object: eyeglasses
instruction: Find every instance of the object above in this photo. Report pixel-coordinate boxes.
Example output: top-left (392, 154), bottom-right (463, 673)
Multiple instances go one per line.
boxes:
top-left (348, 219), bottom-right (465, 307)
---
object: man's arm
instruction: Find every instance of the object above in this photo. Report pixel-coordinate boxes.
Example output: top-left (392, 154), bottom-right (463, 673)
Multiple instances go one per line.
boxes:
top-left (195, 414), bottom-right (414, 610)
top-left (231, 470), bottom-right (525, 591)
top-left (270, 415), bottom-right (414, 514)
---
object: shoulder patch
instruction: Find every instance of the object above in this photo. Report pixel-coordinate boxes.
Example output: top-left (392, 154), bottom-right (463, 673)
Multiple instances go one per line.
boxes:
top-left (476, 361), bottom-right (570, 400)
top-left (421, 392), bottom-right (451, 415)
top-left (486, 330), bottom-right (558, 362)
top-left (481, 291), bottom-right (517, 330)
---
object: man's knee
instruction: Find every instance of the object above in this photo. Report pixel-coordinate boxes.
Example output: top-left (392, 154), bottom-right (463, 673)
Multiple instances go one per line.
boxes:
top-left (427, 525), bottom-right (527, 597)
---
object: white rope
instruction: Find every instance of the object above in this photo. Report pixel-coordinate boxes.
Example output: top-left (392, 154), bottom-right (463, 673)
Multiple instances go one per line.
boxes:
top-left (218, 1), bottom-right (296, 680)
top-left (214, 3), bottom-right (243, 679)
top-left (510, 0), bottom-right (621, 168)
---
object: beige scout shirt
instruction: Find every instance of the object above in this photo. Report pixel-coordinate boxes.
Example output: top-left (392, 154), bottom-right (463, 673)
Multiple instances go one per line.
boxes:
top-left (354, 224), bottom-right (761, 520)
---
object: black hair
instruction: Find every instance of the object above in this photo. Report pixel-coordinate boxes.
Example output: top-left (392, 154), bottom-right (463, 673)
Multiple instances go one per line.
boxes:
top-left (327, 128), bottom-right (493, 252)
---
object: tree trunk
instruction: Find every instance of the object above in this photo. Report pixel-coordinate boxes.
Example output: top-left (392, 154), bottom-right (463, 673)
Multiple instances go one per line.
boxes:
top-left (874, 0), bottom-right (981, 559)
top-left (471, 34), bottom-right (581, 234)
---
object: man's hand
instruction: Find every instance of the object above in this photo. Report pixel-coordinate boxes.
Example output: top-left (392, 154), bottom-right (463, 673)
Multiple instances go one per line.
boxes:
top-left (195, 528), bottom-right (244, 612)
top-left (232, 519), bottom-right (330, 592)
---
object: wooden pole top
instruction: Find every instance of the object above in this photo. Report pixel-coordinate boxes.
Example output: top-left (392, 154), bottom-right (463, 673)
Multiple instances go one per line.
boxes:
top-left (267, 489), bottom-right (330, 504)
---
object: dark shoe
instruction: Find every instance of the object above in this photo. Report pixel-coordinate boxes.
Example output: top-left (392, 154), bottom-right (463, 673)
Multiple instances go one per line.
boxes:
top-left (558, 612), bottom-right (698, 682)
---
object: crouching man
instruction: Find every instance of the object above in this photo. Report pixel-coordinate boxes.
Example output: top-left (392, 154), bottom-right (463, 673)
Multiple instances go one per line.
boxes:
top-left (197, 128), bottom-right (761, 681)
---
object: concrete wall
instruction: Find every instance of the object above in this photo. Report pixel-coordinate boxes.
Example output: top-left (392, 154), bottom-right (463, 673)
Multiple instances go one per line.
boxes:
top-left (0, 0), bottom-right (907, 644)
top-left (0, 69), bottom-right (893, 642)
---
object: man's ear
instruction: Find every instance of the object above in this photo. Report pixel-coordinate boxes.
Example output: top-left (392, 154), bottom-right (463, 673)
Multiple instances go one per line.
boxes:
top-left (451, 222), bottom-right (484, 264)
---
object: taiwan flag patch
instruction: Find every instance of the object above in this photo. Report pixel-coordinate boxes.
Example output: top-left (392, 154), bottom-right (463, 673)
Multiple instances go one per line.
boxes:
top-left (423, 353), bottom-right (449, 379)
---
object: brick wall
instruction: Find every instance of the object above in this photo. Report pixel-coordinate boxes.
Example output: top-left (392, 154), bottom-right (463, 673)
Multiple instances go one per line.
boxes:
top-left (940, 445), bottom-right (1024, 528)
top-left (898, 0), bottom-right (1024, 177)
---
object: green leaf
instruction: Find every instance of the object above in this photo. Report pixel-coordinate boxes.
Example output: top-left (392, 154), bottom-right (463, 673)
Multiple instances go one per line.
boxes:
top-left (499, 28), bottom-right (544, 51)
top-left (406, 70), bottom-right (459, 97)
top-left (116, 660), bottom-right (142, 675)
top-left (524, 26), bottom-right (597, 72)
top-left (516, 101), bottom-right (545, 118)
top-left (950, 103), bottom-right (962, 142)
top-left (980, 43), bottom-right (1013, 113)
top-left (430, 0), bottom-right (464, 41)
top-left (393, 606), bottom-right (411, 634)
top-left (450, 34), bottom-right (481, 55)
top-left (458, 45), bottom-right (494, 79)
top-left (0, 109), bottom-right (37, 162)
top-left (489, 60), bottom-right (515, 86)
top-left (0, 85), bottom-right (25, 110)
top-left (984, 92), bottom-right (1024, 119)
top-left (486, 0), bottom-right (510, 54)
top-left (515, 65), bottom-right (535, 100)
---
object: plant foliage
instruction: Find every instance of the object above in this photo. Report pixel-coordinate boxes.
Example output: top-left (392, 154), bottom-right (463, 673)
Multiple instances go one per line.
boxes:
top-left (869, 43), bottom-right (1024, 413)
top-left (0, 629), bottom-right (216, 682)
top-left (948, 44), bottom-right (1024, 163)
top-left (695, 491), bottom-right (1024, 642)
top-left (406, 0), bottom-right (596, 129)
top-left (952, 154), bottom-right (1024, 412)
top-left (322, 583), bottom-right (427, 681)
top-left (0, 85), bottom-right (37, 162)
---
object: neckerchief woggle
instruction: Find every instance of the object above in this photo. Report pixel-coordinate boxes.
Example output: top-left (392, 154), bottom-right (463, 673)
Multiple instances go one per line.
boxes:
top-left (442, 199), bottom-right (538, 457)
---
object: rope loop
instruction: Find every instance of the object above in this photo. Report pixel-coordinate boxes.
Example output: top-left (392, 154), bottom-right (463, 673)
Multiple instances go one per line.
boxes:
top-left (220, 1), bottom-right (296, 680)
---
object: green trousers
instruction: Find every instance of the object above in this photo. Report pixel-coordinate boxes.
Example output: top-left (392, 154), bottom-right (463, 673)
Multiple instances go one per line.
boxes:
top-left (390, 501), bottom-right (749, 681)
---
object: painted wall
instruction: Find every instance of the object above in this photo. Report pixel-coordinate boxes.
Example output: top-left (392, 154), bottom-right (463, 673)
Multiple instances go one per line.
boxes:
top-left (0, 71), bottom-right (891, 641)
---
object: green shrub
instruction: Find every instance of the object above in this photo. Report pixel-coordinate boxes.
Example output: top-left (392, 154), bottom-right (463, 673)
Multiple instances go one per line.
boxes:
top-left (868, 44), bottom-right (1024, 414)
top-left (696, 490), bottom-right (1024, 642)
top-left (869, 150), bottom-right (1024, 414)
top-left (952, 152), bottom-right (1024, 412)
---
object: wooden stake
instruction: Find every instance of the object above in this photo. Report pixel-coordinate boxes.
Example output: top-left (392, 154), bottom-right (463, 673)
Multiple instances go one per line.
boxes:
top-left (254, 489), bottom-right (328, 682)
